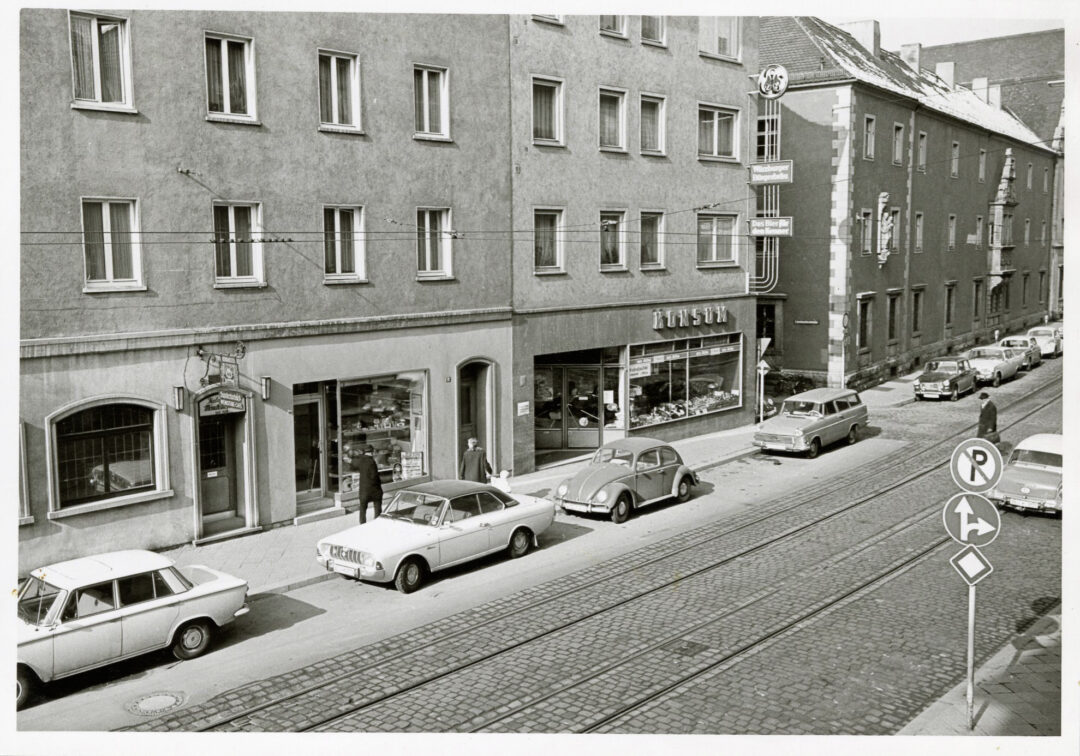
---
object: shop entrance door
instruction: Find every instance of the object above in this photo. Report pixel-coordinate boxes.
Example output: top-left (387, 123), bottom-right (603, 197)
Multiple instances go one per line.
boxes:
top-left (199, 413), bottom-right (243, 534)
top-left (293, 397), bottom-right (323, 502)
top-left (565, 367), bottom-right (601, 448)
top-left (457, 361), bottom-right (492, 470)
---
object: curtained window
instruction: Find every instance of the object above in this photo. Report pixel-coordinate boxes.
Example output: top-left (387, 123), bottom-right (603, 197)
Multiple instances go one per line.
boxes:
top-left (599, 16), bottom-right (625, 35)
top-left (697, 214), bottom-right (736, 264)
top-left (324, 207), bottom-right (363, 278)
top-left (417, 208), bottom-right (451, 276)
top-left (699, 17), bottom-right (739, 57)
top-left (82, 200), bottom-right (140, 286)
top-left (70, 13), bottom-right (129, 106)
top-left (640, 213), bottom-right (662, 267)
top-left (319, 52), bottom-right (358, 127)
top-left (641, 96), bottom-right (663, 152)
top-left (213, 203), bottom-right (261, 283)
top-left (599, 89), bottom-right (624, 149)
top-left (532, 79), bottom-right (560, 142)
top-left (698, 106), bottom-right (734, 158)
top-left (205, 34), bottom-right (254, 117)
top-left (534, 211), bottom-right (560, 270)
top-left (600, 212), bottom-right (624, 268)
top-left (641, 16), bottom-right (664, 43)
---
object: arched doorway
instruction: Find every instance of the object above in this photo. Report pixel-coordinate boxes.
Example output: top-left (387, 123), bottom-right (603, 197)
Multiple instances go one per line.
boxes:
top-left (457, 360), bottom-right (496, 474)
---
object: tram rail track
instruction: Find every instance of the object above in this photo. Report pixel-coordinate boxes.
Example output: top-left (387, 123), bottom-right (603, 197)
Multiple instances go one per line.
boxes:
top-left (131, 376), bottom-right (1061, 733)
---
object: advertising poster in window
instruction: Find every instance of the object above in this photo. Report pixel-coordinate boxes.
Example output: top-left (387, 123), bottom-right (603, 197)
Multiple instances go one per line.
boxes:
top-left (401, 451), bottom-right (424, 480)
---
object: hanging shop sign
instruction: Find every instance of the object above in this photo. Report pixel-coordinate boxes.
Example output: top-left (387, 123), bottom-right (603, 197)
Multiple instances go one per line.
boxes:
top-left (757, 64), bottom-right (790, 99)
top-left (748, 160), bottom-right (794, 185)
top-left (652, 303), bottom-right (729, 331)
top-left (199, 389), bottom-right (247, 416)
top-left (748, 217), bottom-right (793, 237)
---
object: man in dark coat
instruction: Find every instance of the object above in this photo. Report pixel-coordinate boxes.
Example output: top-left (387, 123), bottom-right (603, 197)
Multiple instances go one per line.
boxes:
top-left (977, 392), bottom-right (999, 443)
top-left (459, 437), bottom-right (492, 482)
top-left (353, 444), bottom-right (383, 523)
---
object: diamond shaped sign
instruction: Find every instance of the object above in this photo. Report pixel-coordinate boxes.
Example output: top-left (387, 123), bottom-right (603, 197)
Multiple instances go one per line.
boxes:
top-left (949, 544), bottom-right (993, 586)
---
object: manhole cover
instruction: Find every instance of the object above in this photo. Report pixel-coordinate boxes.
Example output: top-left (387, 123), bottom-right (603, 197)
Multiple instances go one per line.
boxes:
top-left (126, 691), bottom-right (187, 716)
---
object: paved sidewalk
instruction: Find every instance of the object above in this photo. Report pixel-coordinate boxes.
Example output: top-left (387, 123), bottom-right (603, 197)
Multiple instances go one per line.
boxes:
top-left (898, 607), bottom-right (1062, 735)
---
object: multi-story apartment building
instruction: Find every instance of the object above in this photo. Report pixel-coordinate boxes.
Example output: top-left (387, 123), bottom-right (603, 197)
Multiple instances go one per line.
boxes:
top-left (19, 11), bottom-right (758, 571)
top-left (756, 18), bottom-right (1058, 389)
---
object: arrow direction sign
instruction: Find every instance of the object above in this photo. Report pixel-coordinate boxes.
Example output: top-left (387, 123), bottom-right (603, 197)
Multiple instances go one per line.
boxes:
top-left (950, 438), bottom-right (1004, 493)
top-left (942, 492), bottom-right (1001, 547)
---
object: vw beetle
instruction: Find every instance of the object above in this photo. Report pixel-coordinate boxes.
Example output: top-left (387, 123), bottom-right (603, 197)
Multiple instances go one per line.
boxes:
top-left (553, 437), bottom-right (697, 523)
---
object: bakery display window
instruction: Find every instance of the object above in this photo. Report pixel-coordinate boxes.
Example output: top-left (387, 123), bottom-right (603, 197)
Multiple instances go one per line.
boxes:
top-left (628, 334), bottom-right (742, 428)
top-left (337, 372), bottom-right (427, 487)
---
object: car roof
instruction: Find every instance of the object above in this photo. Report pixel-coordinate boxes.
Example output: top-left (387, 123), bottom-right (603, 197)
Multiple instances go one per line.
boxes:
top-left (401, 479), bottom-right (503, 498)
top-left (31, 549), bottom-right (174, 589)
top-left (1014, 433), bottom-right (1062, 454)
top-left (785, 387), bottom-right (858, 402)
top-left (600, 436), bottom-right (672, 453)
top-left (1027, 327), bottom-right (1054, 334)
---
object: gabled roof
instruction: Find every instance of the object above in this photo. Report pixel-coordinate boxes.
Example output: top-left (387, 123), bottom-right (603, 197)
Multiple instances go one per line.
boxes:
top-left (760, 17), bottom-right (1053, 154)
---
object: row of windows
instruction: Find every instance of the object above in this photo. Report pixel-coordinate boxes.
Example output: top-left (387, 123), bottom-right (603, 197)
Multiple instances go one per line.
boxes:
top-left (857, 208), bottom-right (1047, 255)
top-left (534, 15), bottom-right (741, 60)
top-left (862, 115), bottom-right (1051, 191)
top-left (855, 273), bottom-right (1049, 348)
top-left (80, 200), bottom-right (744, 290)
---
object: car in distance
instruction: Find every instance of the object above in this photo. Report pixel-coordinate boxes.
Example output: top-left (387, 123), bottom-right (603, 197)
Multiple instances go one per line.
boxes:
top-left (554, 437), bottom-right (697, 524)
top-left (753, 387), bottom-right (868, 459)
top-left (1026, 326), bottom-right (1062, 358)
top-left (316, 480), bottom-right (555, 593)
top-left (997, 335), bottom-right (1042, 370)
top-left (17, 550), bottom-right (249, 709)
top-left (988, 433), bottom-right (1062, 514)
top-left (965, 346), bottom-right (1023, 387)
top-left (913, 357), bottom-right (977, 401)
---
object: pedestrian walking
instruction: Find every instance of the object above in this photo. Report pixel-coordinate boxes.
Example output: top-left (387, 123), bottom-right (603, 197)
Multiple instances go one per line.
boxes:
top-left (459, 437), bottom-right (492, 482)
top-left (977, 392), bottom-right (999, 444)
top-left (353, 444), bottom-right (383, 523)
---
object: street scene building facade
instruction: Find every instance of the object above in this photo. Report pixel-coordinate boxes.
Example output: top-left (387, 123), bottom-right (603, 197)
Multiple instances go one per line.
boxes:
top-left (757, 18), bottom-right (1060, 389)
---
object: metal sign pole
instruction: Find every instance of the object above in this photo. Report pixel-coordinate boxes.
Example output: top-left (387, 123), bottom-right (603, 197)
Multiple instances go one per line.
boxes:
top-left (967, 584), bottom-right (976, 730)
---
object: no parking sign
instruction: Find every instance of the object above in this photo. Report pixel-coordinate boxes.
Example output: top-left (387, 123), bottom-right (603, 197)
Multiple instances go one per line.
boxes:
top-left (949, 438), bottom-right (1003, 493)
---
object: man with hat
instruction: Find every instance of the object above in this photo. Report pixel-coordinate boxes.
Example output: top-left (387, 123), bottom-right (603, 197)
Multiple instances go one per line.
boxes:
top-left (353, 444), bottom-right (384, 523)
top-left (977, 392), bottom-right (999, 444)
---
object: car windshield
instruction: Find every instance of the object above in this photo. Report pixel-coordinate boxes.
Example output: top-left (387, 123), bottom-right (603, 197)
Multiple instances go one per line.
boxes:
top-left (968, 349), bottom-right (1002, 360)
top-left (592, 447), bottom-right (634, 466)
top-left (1001, 340), bottom-right (1023, 347)
top-left (925, 361), bottom-right (958, 374)
top-left (383, 491), bottom-right (447, 526)
top-left (18, 576), bottom-right (64, 626)
top-left (1009, 449), bottom-right (1062, 468)
top-left (782, 400), bottom-right (820, 416)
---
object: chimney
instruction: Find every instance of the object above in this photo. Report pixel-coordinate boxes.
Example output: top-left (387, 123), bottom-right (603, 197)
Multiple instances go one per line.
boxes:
top-left (935, 62), bottom-right (955, 89)
top-left (988, 84), bottom-right (1002, 109)
top-left (838, 20), bottom-right (880, 57)
top-left (972, 76), bottom-right (989, 102)
top-left (899, 43), bottom-right (921, 72)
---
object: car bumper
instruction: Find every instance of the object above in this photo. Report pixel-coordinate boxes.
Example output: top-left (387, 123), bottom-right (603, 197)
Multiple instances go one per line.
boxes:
top-left (914, 386), bottom-right (953, 398)
top-left (316, 555), bottom-right (386, 581)
top-left (989, 492), bottom-right (1060, 513)
top-left (558, 498), bottom-right (613, 514)
top-left (753, 436), bottom-right (808, 452)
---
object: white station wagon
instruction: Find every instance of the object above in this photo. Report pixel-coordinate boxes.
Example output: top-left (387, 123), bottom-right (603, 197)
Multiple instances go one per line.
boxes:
top-left (17, 550), bottom-right (249, 709)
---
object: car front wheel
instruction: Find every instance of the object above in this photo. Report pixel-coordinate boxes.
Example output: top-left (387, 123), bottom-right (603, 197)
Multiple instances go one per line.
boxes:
top-left (675, 476), bottom-right (692, 503)
top-left (16, 667), bottom-right (34, 710)
top-left (172, 619), bottom-right (213, 660)
top-left (992, 373), bottom-right (1001, 387)
top-left (806, 438), bottom-right (821, 459)
top-left (395, 558), bottom-right (425, 593)
top-left (610, 494), bottom-right (631, 524)
top-left (508, 528), bottom-right (532, 559)
top-left (949, 385), bottom-right (959, 402)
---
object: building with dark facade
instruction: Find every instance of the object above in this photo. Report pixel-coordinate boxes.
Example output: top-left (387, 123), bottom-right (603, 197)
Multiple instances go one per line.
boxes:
top-left (19, 11), bottom-right (759, 571)
top-left (756, 18), bottom-right (1059, 389)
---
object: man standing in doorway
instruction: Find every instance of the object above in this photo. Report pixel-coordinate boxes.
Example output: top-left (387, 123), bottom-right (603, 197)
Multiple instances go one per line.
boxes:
top-left (977, 392), bottom-right (999, 444)
top-left (354, 444), bottom-right (383, 523)
top-left (459, 437), bottom-right (492, 483)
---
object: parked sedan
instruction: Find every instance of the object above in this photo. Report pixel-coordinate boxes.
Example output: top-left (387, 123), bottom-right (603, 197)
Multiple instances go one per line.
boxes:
top-left (17, 550), bottom-right (249, 709)
top-left (1026, 326), bottom-right (1062, 358)
top-left (965, 346), bottom-right (1023, 386)
top-left (988, 433), bottom-right (1062, 514)
top-left (316, 480), bottom-right (555, 593)
top-left (753, 387), bottom-right (868, 459)
top-left (554, 437), bottom-right (697, 524)
top-left (913, 357), bottom-right (977, 401)
top-left (997, 335), bottom-right (1042, 370)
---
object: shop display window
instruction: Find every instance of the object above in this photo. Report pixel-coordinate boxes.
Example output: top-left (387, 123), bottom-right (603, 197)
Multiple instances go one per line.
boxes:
top-left (629, 334), bottom-right (742, 428)
top-left (337, 373), bottom-right (427, 486)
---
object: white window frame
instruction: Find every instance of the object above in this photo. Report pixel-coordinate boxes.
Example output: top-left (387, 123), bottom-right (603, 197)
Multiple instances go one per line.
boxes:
top-left (533, 207), bottom-right (564, 274)
top-left (323, 205), bottom-right (365, 283)
top-left (318, 49), bottom-right (362, 133)
top-left (889, 208), bottom-right (901, 250)
top-left (699, 16), bottom-right (741, 60)
top-left (950, 141), bottom-right (960, 177)
top-left (978, 149), bottom-right (987, 182)
top-left (598, 87), bottom-right (628, 152)
top-left (212, 201), bottom-right (265, 287)
top-left (947, 214), bottom-right (957, 251)
top-left (1043, 167), bottom-right (1050, 193)
top-left (639, 211), bottom-right (665, 269)
top-left (641, 16), bottom-right (666, 46)
top-left (531, 75), bottom-right (565, 146)
top-left (416, 207), bottom-right (453, 279)
top-left (696, 213), bottom-right (738, 267)
top-left (698, 102), bottom-right (738, 161)
top-left (68, 12), bottom-right (135, 112)
top-left (44, 396), bottom-right (173, 520)
top-left (975, 215), bottom-right (983, 248)
top-left (413, 64), bottom-right (450, 140)
top-left (80, 197), bottom-right (145, 293)
top-left (599, 210), bottom-right (627, 271)
top-left (863, 115), bottom-right (876, 160)
top-left (532, 14), bottom-right (564, 25)
top-left (1024, 218), bottom-right (1031, 245)
top-left (892, 123), bottom-right (904, 165)
top-left (914, 212), bottom-right (924, 253)
top-left (1027, 162), bottom-right (1033, 190)
top-left (19, 422), bottom-right (32, 525)
top-left (204, 31), bottom-right (257, 123)
top-left (860, 209), bottom-right (874, 255)
top-left (640, 93), bottom-right (666, 155)
top-left (917, 132), bottom-right (927, 171)
top-left (599, 15), bottom-right (628, 38)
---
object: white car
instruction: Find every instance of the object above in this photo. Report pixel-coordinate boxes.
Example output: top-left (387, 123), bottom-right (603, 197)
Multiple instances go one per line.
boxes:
top-left (965, 346), bottom-right (1023, 386)
top-left (17, 550), bottom-right (249, 709)
top-left (1026, 326), bottom-right (1062, 358)
top-left (316, 480), bottom-right (556, 593)
top-left (997, 335), bottom-right (1042, 370)
top-left (988, 433), bottom-right (1062, 514)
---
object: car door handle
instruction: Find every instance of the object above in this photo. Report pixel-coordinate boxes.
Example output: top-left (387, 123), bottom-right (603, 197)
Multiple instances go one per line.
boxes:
top-left (480, 522), bottom-right (491, 528)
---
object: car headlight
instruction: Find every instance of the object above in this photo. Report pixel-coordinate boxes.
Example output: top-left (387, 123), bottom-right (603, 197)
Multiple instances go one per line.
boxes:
top-left (556, 483), bottom-right (569, 497)
top-left (594, 490), bottom-right (609, 504)
top-left (793, 428), bottom-right (803, 437)
top-left (317, 543), bottom-right (329, 557)
top-left (359, 552), bottom-right (377, 568)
